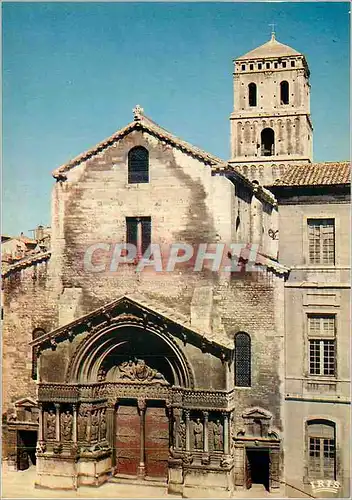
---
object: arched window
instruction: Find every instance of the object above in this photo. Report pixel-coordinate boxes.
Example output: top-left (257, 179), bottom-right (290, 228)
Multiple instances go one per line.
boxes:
top-left (248, 83), bottom-right (257, 107)
top-left (261, 128), bottom-right (275, 156)
top-left (235, 332), bottom-right (251, 387)
top-left (128, 146), bottom-right (149, 184)
top-left (307, 420), bottom-right (336, 480)
top-left (280, 81), bottom-right (289, 104)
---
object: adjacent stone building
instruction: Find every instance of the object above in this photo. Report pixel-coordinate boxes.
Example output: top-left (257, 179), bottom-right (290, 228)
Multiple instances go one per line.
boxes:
top-left (271, 162), bottom-right (351, 497)
top-left (2, 34), bottom-right (350, 498)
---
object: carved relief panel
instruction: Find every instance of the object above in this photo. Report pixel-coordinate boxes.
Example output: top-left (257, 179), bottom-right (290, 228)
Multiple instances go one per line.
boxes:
top-left (45, 408), bottom-right (56, 441)
top-left (209, 418), bottom-right (224, 452)
top-left (60, 409), bottom-right (73, 442)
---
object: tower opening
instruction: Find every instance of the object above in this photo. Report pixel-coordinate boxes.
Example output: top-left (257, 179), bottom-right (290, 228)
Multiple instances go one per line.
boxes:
top-left (280, 81), bottom-right (289, 104)
top-left (261, 128), bottom-right (275, 156)
top-left (248, 83), bottom-right (257, 107)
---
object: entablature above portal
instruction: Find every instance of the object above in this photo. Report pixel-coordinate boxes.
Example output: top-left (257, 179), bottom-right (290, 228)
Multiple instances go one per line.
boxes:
top-left (37, 382), bottom-right (235, 413)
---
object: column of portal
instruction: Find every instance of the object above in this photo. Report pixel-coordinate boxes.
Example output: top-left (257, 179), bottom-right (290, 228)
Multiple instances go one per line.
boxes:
top-left (137, 399), bottom-right (146, 477)
top-left (72, 405), bottom-right (77, 443)
top-left (203, 411), bottom-right (209, 453)
top-left (54, 404), bottom-right (60, 442)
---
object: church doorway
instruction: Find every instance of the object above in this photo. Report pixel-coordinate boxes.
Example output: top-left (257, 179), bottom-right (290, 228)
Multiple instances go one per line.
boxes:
top-left (245, 448), bottom-right (270, 491)
top-left (17, 430), bottom-right (37, 470)
top-left (115, 399), bottom-right (169, 481)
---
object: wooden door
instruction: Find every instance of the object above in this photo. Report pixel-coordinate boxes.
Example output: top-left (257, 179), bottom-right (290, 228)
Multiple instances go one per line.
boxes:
top-left (116, 405), bottom-right (140, 476)
top-left (17, 432), bottom-right (29, 471)
top-left (145, 405), bottom-right (169, 478)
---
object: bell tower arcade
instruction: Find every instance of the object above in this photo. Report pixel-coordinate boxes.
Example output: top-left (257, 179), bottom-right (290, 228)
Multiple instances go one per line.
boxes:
top-left (229, 33), bottom-right (313, 185)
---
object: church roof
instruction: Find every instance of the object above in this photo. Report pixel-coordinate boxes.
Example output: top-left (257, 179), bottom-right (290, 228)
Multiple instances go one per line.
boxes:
top-left (237, 34), bottom-right (301, 60)
top-left (51, 106), bottom-right (277, 208)
top-left (52, 107), bottom-right (227, 179)
top-left (273, 161), bottom-right (351, 187)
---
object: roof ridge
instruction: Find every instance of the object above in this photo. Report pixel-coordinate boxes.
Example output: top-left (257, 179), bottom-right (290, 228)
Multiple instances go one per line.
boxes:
top-left (2, 251), bottom-right (51, 277)
top-left (52, 114), bottom-right (228, 179)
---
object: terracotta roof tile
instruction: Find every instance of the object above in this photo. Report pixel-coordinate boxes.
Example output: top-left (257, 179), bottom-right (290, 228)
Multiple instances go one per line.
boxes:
top-left (237, 35), bottom-right (301, 61)
top-left (273, 162), bottom-right (350, 187)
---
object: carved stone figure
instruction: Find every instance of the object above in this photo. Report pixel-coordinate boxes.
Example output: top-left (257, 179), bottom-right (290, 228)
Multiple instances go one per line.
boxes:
top-left (178, 420), bottom-right (186, 449)
top-left (213, 419), bottom-right (223, 451)
top-left (61, 410), bottom-right (73, 441)
top-left (99, 409), bottom-right (107, 440)
top-left (90, 410), bottom-right (99, 442)
top-left (117, 358), bottom-right (165, 382)
top-left (97, 367), bottom-right (106, 382)
top-left (77, 410), bottom-right (88, 441)
top-left (193, 418), bottom-right (203, 450)
top-left (46, 409), bottom-right (56, 440)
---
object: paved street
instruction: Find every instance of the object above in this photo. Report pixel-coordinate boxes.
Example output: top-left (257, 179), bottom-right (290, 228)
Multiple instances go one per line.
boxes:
top-left (1, 465), bottom-right (287, 499)
top-left (1, 466), bottom-right (176, 499)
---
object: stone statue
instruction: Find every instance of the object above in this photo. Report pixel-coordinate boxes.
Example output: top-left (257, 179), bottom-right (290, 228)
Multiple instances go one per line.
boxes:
top-left (46, 409), bottom-right (56, 440)
top-left (213, 419), bottom-right (223, 451)
top-left (61, 410), bottom-right (73, 441)
top-left (193, 418), bottom-right (203, 450)
top-left (90, 410), bottom-right (99, 442)
top-left (99, 409), bottom-right (107, 440)
top-left (77, 410), bottom-right (88, 441)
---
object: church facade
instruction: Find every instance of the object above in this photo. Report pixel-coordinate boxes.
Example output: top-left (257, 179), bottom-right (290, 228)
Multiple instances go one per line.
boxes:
top-left (2, 34), bottom-right (350, 498)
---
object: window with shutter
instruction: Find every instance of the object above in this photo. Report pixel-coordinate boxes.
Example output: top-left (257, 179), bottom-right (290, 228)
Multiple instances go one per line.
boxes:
top-left (307, 420), bottom-right (336, 480)
top-left (308, 219), bottom-right (335, 264)
top-left (308, 315), bottom-right (336, 376)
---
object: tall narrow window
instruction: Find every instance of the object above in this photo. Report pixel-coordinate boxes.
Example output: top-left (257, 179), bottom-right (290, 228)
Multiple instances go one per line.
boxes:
top-left (128, 146), bottom-right (149, 184)
top-left (308, 315), bottom-right (336, 376)
top-left (280, 81), bottom-right (289, 104)
top-left (261, 128), bottom-right (275, 156)
top-left (248, 83), bottom-right (257, 107)
top-left (307, 420), bottom-right (336, 480)
top-left (235, 333), bottom-right (251, 387)
top-left (308, 219), bottom-right (335, 264)
top-left (126, 217), bottom-right (151, 258)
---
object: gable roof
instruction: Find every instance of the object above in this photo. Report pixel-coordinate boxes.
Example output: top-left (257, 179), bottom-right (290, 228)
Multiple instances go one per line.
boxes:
top-left (51, 106), bottom-right (278, 208)
top-left (273, 161), bottom-right (351, 187)
top-left (52, 111), bottom-right (227, 179)
top-left (30, 294), bottom-right (234, 354)
top-left (237, 34), bottom-right (301, 61)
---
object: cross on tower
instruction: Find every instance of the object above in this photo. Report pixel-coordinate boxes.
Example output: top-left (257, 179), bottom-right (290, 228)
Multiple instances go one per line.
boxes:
top-left (269, 22), bottom-right (276, 39)
top-left (133, 104), bottom-right (144, 121)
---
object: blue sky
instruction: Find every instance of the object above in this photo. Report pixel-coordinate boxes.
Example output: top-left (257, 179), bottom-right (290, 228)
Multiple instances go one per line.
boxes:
top-left (2, 2), bottom-right (350, 236)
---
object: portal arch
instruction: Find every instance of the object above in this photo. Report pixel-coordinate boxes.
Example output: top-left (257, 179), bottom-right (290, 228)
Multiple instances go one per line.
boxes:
top-left (66, 322), bottom-right (194, 388)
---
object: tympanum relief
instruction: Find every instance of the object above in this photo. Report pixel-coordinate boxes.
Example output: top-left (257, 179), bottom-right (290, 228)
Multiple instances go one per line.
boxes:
top-left (115, 358), bottom-right (167, 383)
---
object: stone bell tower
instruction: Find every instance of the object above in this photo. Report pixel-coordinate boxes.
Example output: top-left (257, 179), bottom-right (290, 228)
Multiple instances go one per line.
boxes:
top-left (229, 32), bottom-right (313, 186)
